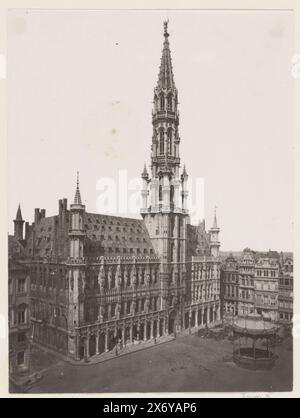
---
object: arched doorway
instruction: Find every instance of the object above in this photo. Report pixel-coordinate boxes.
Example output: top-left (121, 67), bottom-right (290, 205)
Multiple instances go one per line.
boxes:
top-left (139, 323), bottom-right (144, 341)
top-left (107, 330), bottom-right (115, 351)
top-left (210, 307), bottom-right (214, 323)
top-left (98, 333), bottom-right (105, 354)
top-left (168, 310), bottom-right (176, 334)
top-left (153, 320), bottom-right (158, 338)
top-left (184, 312), bottom-right (189, 329)
top-left (133, 324), bottom-right (138, 341)
top-left (125, 327), bottom-right (130, 344)
top-left (203, 308), bottom-right (207, 325)
top-left (78, 337), bottom-right (85, 360)
top-left (198, 310), bottom-right (202, 326)
top-left (147, 322), bottom-right (151, 340)
top-left (191, 311), bottom-right (196, 327)
top-left (89, 335), bottom-right (96, 357)
top-left (159, 318), bottom-right (164, 336)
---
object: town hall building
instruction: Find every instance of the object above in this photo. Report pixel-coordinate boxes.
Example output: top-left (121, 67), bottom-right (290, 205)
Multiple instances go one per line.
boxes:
top-left (8, 21), bottom-right (221, 363)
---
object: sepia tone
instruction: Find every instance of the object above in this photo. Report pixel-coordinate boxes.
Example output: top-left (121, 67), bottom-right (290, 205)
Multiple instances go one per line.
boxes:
top-left (8, 13), bottom-right (293, 393)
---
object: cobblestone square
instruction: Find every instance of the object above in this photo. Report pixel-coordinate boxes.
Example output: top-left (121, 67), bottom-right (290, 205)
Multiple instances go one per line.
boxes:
top-left (23, 333), bottom-right (292, 394)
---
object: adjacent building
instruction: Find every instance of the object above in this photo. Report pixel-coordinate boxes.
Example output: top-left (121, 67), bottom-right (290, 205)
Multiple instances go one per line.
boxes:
top-left (238, 249), bottom-right (255, 317)
top-left (254, 257), bottom-right (279, 322)
top-left (221, 250), bottom-right (292, 324)
top-left (278, 257), bottom-right (293, 323)
top-left (221, 253), bottom-right (239, 318)
top-left (8, 206), bottom-right (31, 375)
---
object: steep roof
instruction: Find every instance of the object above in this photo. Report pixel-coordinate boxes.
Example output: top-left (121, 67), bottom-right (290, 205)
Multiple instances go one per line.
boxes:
top-left (187, 223), bottom-right (211, 258)
top-left (19, 211), bottom-right (156, 260)
top-left (8, 235), bottom-right (25, 258)
top-left (157, 20), bottom-right (176, 91)
top-left (84, 213), bottom-right (155, 258)
top-left (15, 204), bottom-right (23, 221)
top-left (74, 172), bottom-right (82, 205)
top-left (24, 214), bottom-right (69, 260)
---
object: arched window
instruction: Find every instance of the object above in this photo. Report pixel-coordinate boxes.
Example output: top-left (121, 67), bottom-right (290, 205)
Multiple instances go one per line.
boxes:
top-left (154, 95), bottom-right (158, 111)
top-left (159, 130), bottom-right (164, 154)
top-left (159, 185), bottom-right (163, 202)
top-left (167, 94), bottom-right (172, 111)
top-left (17, 304), bottom-right (27, 325)
top-left (170, 185), bottom-right (174, 204)
top-left (160, 94), bottom-right (165, 111)
top-left (167, 129), bottom-right (172, 155)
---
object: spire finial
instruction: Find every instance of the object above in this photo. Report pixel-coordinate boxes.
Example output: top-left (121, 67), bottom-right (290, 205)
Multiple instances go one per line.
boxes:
top-left (182, 164), bottom-right (188, 179)
top-left (74, 171), bottom-right (82, 205)
top-left (213, 205), bottom-right (218, 228)
top-left (141, 163), bottom-right (149, 179)
top-left (163, 19), bottom-right (169, 37)
top-left (15, 203), bottom-right (23, 221)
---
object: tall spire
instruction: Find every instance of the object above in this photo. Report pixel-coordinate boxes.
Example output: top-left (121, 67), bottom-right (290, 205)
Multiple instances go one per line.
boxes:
top-left (141, 163), bottom-right (149, 180)
top-left (151, 20), bottom-right (180, 178)
top-left (14, 203), bottom-right (24, 241)
top-left (15, 204), bottom-right (23, 221)
top-left (74, 171), bottom-right (82, 205)
top-left (157, 20), bottom-right (175, 90)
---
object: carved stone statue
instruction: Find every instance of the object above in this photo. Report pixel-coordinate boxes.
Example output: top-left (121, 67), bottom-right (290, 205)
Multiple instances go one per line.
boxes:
top-left (130, 265), bottom-right (137, 286)
top-left (107, 267), bottom-right (112, 289)
top-left (123, 266), bottom-right (129, 287)
top-left (98, 263), bottom-right (105, 291)
top-left (145, 298), bottom-right (150, 313)
top-left (115, 264), bottom-right (122, 289)
top-left (98, 305), bottom-right (105, 322)
top-left (116, 303), bottom-right (121, 319)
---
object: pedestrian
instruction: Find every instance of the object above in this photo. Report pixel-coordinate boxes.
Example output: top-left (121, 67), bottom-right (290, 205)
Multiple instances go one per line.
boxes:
top-left (115, 344), bottom-right (118, 356)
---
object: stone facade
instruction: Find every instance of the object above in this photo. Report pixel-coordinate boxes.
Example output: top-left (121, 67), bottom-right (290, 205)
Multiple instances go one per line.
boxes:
top-left (254, 257), bottom-right (279, 322)
top-left (278, 257), bottom-right (293, 324)
top-left (8, 22), bottom-right (221, 362)
top-left (221, 250), bottom-right (293, 323)
top-left (8, 216), bottom-right (31, 375)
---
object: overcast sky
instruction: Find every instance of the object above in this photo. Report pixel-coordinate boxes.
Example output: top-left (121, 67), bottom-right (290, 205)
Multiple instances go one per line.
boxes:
top-left (7, 9), bottom-right (294, 251)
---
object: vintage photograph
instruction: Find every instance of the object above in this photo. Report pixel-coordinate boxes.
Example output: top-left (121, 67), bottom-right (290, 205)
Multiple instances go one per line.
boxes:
top-left (7, 9), bottom-right (294, 393)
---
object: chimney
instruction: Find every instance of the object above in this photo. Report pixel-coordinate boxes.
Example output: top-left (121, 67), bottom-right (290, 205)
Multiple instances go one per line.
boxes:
top-left (34, 208), bottom-right (40, 225)
top-left (25, 222), bottom-right (30, 242)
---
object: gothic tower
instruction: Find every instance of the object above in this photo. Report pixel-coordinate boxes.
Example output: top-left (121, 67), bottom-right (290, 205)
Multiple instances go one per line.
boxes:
top-left (67, 173), bottom-right (86, 358)
top-left (13, 204), bottom-right (24, 241)
top-left (141, 21), bottom-right (189, 330)
top-left (209, 207), bottom-right (220, 258)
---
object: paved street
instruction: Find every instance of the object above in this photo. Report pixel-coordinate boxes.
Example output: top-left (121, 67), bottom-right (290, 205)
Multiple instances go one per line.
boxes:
top-left (22, 333), bottom-right (292, 394)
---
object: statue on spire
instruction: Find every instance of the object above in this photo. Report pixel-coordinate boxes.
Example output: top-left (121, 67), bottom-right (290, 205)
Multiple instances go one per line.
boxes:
top-left (163, 19), bottom-right (169, 37)
top-left (74, 171), bottom-right (82, 205)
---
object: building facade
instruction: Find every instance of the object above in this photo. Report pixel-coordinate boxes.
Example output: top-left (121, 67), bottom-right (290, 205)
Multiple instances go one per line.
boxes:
top-left (8, 206), bottom-right (31, 375)
top-left (8, 22), bottom-right (221, 362)
top-left (221, 250), bottom-right (292, 323)
top-left (220, 253), bottom-right (239, 319)
top-left (254, 257), bottom-right (279, 322)
top-left (238, 249), bottom-right (256, 317)
top-left (278, 257), bottom-right (293, 323)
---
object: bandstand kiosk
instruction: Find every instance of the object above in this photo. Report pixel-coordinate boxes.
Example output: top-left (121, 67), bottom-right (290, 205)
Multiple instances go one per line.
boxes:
top-left (232, 316), bottom-right (278, 370)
